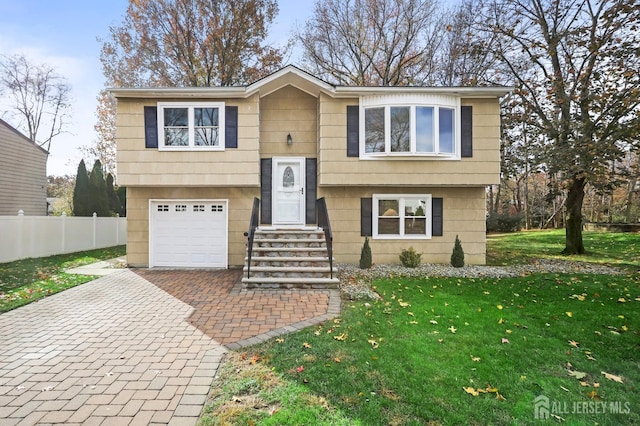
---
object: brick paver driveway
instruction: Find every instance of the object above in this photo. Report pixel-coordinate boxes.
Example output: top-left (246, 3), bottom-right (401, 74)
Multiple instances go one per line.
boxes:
top-left (0, 269), bottom-right (339, 425)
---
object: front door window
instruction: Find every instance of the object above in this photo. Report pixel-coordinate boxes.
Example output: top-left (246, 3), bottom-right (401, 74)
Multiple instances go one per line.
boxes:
top-left (272, 158), bottom-right (305, 225)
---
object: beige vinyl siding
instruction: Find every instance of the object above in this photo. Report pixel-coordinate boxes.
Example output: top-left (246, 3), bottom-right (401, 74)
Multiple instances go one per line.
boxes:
top-left (116, 95), bottom-right (260, 187)
top-left (259, 86), bottom-right (318, 157)
top-left (318, 94), bottom-right (501, 187)
top-left (126, 186), bottom-right (259, 267)
top-left (0, 121), bottom-right (48, 216)
top-left (127, 185), bottom-right (487, 267)
top-left (318, 186), bottom-right (487, 265)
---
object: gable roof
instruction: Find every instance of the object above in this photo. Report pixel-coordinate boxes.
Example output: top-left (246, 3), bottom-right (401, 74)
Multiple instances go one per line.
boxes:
top-left (0, 118), bottom-right (49, 155)
top-left (109, 64), bottom-right (513, 99)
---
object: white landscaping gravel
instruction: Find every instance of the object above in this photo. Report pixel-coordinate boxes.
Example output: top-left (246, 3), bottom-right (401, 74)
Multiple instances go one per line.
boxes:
top-left (337, 260), bottom-right (628, 300)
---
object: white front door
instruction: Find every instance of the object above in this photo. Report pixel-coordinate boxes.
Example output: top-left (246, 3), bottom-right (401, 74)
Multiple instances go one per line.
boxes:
top-left (272, 157), bottom-right (305, 226)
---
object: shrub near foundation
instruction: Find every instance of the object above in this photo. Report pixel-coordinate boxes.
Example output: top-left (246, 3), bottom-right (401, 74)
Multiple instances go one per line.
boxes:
top-left (399, 246), bottom-right (421, 268)
top-left (359, 237), bottom-right (372, 269)
top-left (451, 235), bottom-right (465, 267)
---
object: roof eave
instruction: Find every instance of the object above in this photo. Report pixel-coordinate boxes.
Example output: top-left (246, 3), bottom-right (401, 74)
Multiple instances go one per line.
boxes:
top-left (333, 86), bottom-right (513, 98)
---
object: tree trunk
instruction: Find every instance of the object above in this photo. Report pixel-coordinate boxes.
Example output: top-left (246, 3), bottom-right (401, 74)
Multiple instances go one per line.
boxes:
top-left (624, 179), bottom-right (636, 223)
top-left (563, 176), bottom-right (587, 255)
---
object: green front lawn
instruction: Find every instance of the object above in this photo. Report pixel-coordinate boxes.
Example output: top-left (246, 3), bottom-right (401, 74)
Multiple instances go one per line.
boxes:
top-left (201, 231), bottom-right (640, 425)
top-left (0, 246), bottom-right (126, 313)
top-left (487, 229), bottom-right (640, 270)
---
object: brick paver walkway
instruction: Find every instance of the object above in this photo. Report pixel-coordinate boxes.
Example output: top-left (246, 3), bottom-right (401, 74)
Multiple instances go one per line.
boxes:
top-left (0, 269), bottom-right (340, 425)
top-left (135, 269), bottom-right (340, 349)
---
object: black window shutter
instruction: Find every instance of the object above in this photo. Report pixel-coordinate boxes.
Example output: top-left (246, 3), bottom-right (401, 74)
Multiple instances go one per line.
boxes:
top-left (144, 106), bottom-right (158, 148)
top-left (347, 105), bottom-right (359, 157)
top-left (432, 197), bottom-right (443, 236)
top-left (461, 106), bottom-right (473, 158)
top-left (305, 158), bottom-right (317, 224)
top-left (361, 198), bottom-right (372, 236)
top-left (225, 106), bottom-right (238, 148)
top-left (260, 159), bottom-right (272, 224)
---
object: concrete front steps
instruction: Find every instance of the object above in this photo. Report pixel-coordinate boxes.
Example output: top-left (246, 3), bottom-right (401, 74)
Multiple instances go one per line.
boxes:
top-left (242, 228), bottom-right (339, 289)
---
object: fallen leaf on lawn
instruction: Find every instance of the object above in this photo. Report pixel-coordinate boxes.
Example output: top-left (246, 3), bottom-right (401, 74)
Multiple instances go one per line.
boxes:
top-left (471, 356), bottom-right (481, 362)
top-left (449, 326), bottom-right (457, 334)
top-left (567, 370), bottom-right (587, 380)
top-left (483, 291), bottom-right (490, 295)
top-left (409, 321), bottom-right (418, 325)
top-left (506, 329), bottom-right (512, 334)
top-left (497, 305), bottom-right (503, 310)
top-left (430, 320), bottom-right (438, 325)
top-left (486, 386), bottom-right (498, 393)
top-left (501, 338), bottom-right (510, 344)
top-left (368, 339), bottom-right (379, 349)
top-left (621, 325), bottom-right (628, 332)
top-left (520, 375), bottom-right (526, 381)
top-left (296, 365), bottom-right (305, 373)
top-left (586, 354), bottom-right (596, 361)
top-left (398, 300), bottom-right (410, 307)
top-left (610, 330), bottom-right (620, 335)
top-left (498, 318), bottom-right (504, 324)
top-left (333, 357), bottom-right (341, 363)
top-left (566, 312), bottom-right (573, 317)
top-left (593, 383), bottom-right (600, 388)
top-left (250, 355), bottom-right (260, 365)
top-left (407, 312), bottom-right (415, 317)
top-left (587, 390), bottom-right (602, 400)
top-left (241, 353), bottom-right (247, 360)
top-left (314, 330), bottom-right (321, 336)
top-left (438, 339), bottom-right (444, 343)
top-left (569, 340), bottom-right (579, 347)
top-left (495, 393), bottom-right (506, 401)
top-left (601, 371), bottom-right (624, 383)
top-left (303, 342), bottom-right (312, 349)
top-left (275, 338), bottom-right (284, 343)
top-left (580, 381), bottom-right (589, 387)
top-left (594, 331), bottom-right (602, 335)
top-left (617, 298), bottom-right (626, 303)
top-left (331, 332), bottom-right (346, 341)
top-left (463, 386), bottom-right (479, 396)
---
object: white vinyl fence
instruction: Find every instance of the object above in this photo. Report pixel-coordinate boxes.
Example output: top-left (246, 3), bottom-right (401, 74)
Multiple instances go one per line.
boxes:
top-left (0, 211), bottom-right (127, 263)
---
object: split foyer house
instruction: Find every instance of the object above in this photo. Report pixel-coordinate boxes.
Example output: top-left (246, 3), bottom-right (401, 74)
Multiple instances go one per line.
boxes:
top-left (111, 66), bottom-right (510, 287)
top-left (0, 118), bottom-right (48, 216)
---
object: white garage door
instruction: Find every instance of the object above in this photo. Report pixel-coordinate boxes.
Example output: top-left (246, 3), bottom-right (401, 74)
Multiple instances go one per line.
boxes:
top-left (150, 200), bottom-right (228, 268)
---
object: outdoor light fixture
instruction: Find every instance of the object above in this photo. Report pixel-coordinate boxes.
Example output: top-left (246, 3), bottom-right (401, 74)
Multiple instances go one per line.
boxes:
top-left (287, 133), bottom-right (292, 145)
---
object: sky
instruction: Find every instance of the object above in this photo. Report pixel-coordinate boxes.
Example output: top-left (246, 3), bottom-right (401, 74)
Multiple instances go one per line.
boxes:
top-left (0, 0), bottom-right (312, 176)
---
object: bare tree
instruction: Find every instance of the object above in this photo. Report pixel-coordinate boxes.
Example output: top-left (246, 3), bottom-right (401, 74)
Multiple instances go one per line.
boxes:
top-left (436, 0), bottom-right (502, 86)
top-left (482, 0), bottom-right (640, 254)
top-left (82, 90), bottom-right (117, 176)
top-left (0, 54), bottom-right (71, 152)
top-left (100, 0), bottom-right (286, 87)
top-left (298, 0), bottom-right (442, 86)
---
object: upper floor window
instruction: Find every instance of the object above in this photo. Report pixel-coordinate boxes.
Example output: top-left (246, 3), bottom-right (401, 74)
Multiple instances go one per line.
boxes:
top-left (157, 102), bottom-right (225, 150)
top-left (360, 95), bottom-right (459, 158)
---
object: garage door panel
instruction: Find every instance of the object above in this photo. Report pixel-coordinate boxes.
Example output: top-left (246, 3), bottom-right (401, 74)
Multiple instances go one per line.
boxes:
top-left (150, 200), bottom-right (228, 268)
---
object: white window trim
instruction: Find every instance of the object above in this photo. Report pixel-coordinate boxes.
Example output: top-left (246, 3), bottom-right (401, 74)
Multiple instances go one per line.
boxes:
top-left (372, 194), bottom-right (433, 239)
top-left (359, 95), bottom-right (461, 160)
top-left (157, 102), bottom-right (225, 151)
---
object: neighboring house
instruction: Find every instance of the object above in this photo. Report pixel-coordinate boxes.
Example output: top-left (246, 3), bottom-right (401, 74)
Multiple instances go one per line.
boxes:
top-left (111, 66), bottom-right (510, 286)
top-left (0, 118), bottom-right (48, 216)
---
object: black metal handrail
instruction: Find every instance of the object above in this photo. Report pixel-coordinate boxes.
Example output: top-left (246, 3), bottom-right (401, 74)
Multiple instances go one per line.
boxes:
top-left (316, 197), bottom-right (333, 279)
top-left (245, 197), bottom-right (260, 278)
